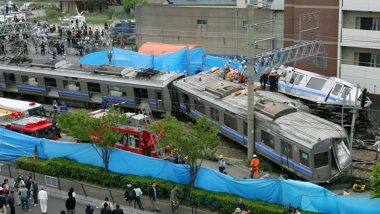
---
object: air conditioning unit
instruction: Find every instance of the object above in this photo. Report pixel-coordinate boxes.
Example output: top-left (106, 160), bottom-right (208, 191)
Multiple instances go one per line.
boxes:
top-left (257, 0), bottom-right (263, 8)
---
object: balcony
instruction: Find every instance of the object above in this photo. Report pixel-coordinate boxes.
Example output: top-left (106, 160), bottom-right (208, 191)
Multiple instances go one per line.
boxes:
top-left (340, 64), bottom-right (380, 95)
top-left (341, 28), bottom-right (380, 50)
top-left (342, 0), bottom-right (380, 12)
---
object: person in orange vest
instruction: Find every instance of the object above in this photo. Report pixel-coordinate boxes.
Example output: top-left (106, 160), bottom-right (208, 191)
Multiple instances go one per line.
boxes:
top-left (250, 154), bottom-right (260, 179)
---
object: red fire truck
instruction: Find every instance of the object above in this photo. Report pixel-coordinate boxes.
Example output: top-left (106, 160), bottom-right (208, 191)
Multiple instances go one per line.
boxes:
top-left (0, 98), bottom-right (58, 139)
top-left (4, 116), bottom-right (59, 140)
top-left (89, 109), bottom-right (166, 158)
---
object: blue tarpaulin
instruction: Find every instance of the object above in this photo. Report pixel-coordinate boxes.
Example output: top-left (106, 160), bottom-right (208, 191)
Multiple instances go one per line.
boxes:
top-left (1, 127), bottom-right (379, 214)
top-left (79, 48), bottom-right (243, 75)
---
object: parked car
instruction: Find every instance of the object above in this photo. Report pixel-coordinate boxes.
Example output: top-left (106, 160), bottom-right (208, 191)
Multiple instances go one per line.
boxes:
top-left (110, 20), bottom-right (135, 34)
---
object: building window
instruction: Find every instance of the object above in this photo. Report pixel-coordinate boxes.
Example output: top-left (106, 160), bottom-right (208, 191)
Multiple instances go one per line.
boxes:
top-left (210, 107), bottom-right (219, 121)
top-left (224, 113), bottom-right (237, 131)
top-left (194, 99), bottom-right (205, 114)
top-left (87, 82), bottom-right (101, 93)
top-left (197, 19), bottom-right (207, 25)
top-left (305, 77), bottom-right (326, 90)
top-left (314, 152), bottom-right (328, 168)
top-left (360, 17), bottom-right (373, 30)
top-left (300, 150), bottom-right (310, 167)
top-left (281, 140), bottom-right (293, 159)
top-left (261, 130), bottom-right (274, 149)
top-left (358, 53), bottom-right (372, 67)
top-left (44, 77), bottom-right (57, 87)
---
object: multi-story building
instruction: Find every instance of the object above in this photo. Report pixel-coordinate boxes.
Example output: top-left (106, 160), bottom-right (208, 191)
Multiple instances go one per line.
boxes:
top-left (338, 0), bottom-right (380, 96)
top-left (284, 0), bottom-right (339, 76)
top-left (135, 0), bottom-right (284, 56)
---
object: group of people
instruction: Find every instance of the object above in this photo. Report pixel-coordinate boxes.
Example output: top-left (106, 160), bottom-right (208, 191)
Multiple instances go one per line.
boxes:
top-left (218, 154), bottom-right (260, 179)
top-left (260, 70), bottom-right (280, 92)
top-left (0, 174), bottom-right (48, 214)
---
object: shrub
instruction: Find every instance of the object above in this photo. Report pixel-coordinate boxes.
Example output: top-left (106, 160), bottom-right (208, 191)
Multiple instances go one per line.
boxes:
top-left (15, 157), bottom-right (310, 214)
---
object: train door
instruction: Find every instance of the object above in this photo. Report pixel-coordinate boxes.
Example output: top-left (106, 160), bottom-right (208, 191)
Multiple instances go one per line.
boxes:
top-left (332, 140), bottom-right (351, 172)
top-left (281, 140), bottom-right (294, 172)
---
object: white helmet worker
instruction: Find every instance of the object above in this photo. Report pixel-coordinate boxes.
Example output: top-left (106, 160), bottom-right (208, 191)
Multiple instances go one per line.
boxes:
top-left (252, 154), bottom-right (257, 158)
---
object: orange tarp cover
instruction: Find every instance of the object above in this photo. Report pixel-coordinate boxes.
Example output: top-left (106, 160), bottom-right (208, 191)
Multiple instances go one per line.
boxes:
top-left (138, 42), bottom-right (201, 55)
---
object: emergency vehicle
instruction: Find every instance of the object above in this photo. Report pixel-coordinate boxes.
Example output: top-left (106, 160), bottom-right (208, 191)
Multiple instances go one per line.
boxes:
top-left (0, 98), bottom-right (58, 139)
top-left (88, 109), bottom-right (166, 158)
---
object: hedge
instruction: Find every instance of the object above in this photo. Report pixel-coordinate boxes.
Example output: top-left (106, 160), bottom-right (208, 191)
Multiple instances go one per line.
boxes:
top-left (15, 157), bottom-right (310, 214)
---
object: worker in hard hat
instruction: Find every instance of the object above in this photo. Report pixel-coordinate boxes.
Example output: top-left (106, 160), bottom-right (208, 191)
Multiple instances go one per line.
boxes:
top-left (218, 155), bottom-right (226, 174)
top-left (250, 154), bottom-right (260, 179)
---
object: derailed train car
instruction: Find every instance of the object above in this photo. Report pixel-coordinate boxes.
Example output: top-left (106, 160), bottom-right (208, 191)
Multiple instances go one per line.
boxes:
top-left (173, 73), bottom-right (351, 182)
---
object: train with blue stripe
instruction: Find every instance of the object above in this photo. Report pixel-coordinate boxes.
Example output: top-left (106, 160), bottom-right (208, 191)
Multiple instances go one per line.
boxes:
top-left (173, 72), bottom-right (351, 183)
top-left (0, 62), bottom-right (352, 182)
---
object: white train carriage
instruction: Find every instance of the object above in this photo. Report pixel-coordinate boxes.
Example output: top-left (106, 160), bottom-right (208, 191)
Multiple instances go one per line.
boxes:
top-left (277, 66), bottom-right (372, 108)
top-left (173, 72), bottom-right (350, 182)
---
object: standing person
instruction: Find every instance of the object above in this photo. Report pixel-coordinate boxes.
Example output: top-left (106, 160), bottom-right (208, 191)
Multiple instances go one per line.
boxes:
top-left (38, 187), bottom-right (48, 214)
top-left (148, 182), bottom-right (160, 212)
top-left (65, 192), bottom-right (76, 214)
top-left (7, 190), bottom-right (15, 214)
top-left (218, 155), bottom-right (226, 173)
top-left (31, 179), bottom-right (39, 206)
top-left (1, 179), bottom-right (8, 194)
top-left (85, 204), bottom-right (94, 214)
top-left (250, 154), bottom-right (260, 179)
top-left (69, 187), bottom-right (76, 198)
top-left (170, 185), bottom-right (179, 214)
top-left (268, 72), bottom-right (277, 92)
top-left (14, 176), bottom-right (25, 206)
top-left (0, 190), bottom-right (6, 214)
top-left (374, 137), bottom-right (380, 162)
top-left (124, 184), bottom-right (135, 207)
top-left (101, 197), bottom-right (113, 210)
top-left (260, 71), bottom-right (270, 90)
top-left (133, 186), bottom-right (144, 210)
top-left (111, 204), bottom-right (124, 214)
top-left (100, 203), bottom-right (111, 214)
top-left (19, 184), bottom-right (30, 211)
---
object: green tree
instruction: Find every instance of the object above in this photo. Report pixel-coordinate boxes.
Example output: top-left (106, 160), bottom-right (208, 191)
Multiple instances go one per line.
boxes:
top-left (149, 114), bottom-right (220, 189)
top-left (57, 107), bottom-right (126, 171)
top-left (371, 164), bottom-right (380, 198)
top-left (123, 0), bottom-right (147, 12)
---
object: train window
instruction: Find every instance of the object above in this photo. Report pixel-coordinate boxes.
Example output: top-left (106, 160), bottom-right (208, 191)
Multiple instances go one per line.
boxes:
top-left (341, 87), bottom-right (351, 99)
top-left (194, 99), bottom-right (205, 114)
top-left (294, 75), bottom-right (304, 85)
top-left (261, 130), bottom-right (274, 149)
top-left (243, 122), bottom-right (247, 136)
top-left (281, 140), bottom-right (293, 159)
top-left (156, 92), bottom-right (162, 100)
top-left (87, 82), bottom-right (101, 93)
top-left (299, 150), bottom-right (310, 167)
top-left (63, 80), bottom-right (81, 91)
top-left (314, 152), bottom-right (328, 168)
top-left (331, 84), bottom-right (343, 96)
top-left (4, 73), bottom-right (15, 82)
top-left (109, 86), bottom-right (127, 96)
top-left (305, 77), bottom-right (326, 90)
top-left (210, 107), bottom-right (219, 121)
top-left (224, 113), bottom-right (237, 131)
top-left (21, 75), bottom-right (29, 83)
top-left (44, 77), bottom-right (57, 87)
top-left (134, 88), bottom-right (148, 99)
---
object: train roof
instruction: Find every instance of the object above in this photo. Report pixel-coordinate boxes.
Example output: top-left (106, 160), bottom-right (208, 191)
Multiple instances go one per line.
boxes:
top-left (0, 97), bottom-right (42, 112)
top-left (0, 63), bottom-right (183, 88)
top-left (174, 72), bottom-right (305, 117)
top-left (275, 112), bottom-right (347, 149)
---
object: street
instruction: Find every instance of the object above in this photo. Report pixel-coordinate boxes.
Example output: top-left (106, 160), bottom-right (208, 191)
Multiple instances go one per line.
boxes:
top-left (13, 197), bottom-right (88, 214)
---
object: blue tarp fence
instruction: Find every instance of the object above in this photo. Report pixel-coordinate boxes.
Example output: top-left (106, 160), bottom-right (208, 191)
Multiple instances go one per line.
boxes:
top-left (79, 48), bottom-right (240, 75)
top-left (1, 127), bottom-right (379, 214)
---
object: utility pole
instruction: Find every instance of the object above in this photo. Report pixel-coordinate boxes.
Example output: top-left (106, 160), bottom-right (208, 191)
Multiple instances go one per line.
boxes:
top-left (247, 61), bottom-right (255, 159)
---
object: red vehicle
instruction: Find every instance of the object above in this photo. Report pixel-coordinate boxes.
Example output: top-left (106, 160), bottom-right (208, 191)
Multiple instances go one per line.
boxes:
top-left (5, 116), bottom-right (59, 140)
top-left (89, 110), bottom-right (167, 158)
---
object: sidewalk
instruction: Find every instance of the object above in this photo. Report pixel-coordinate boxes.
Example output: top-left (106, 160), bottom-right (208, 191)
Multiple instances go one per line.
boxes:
top-left (0, 163), bottom-right (215, 214)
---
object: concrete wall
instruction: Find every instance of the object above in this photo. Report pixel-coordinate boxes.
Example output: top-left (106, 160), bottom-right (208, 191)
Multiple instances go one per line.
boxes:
top-left (135, 4), bottom-right (283, 56)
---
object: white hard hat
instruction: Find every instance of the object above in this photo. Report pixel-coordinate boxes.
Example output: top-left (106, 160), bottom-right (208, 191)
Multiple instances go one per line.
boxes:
top-left (252, 154), bottom-right (257, 158)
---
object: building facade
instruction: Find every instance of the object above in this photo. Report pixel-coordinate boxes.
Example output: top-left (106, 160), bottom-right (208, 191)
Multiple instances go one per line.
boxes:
top-left (284, 0), bottom-right (339, 76)
top-left (338, 0), bottom-right (380, 95)
top-left (135, 0), bottom-right (284, 56)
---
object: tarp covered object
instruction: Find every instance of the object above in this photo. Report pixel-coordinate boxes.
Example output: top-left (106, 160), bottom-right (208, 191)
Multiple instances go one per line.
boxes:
top-left (138, 42), bottom-right (200, 55)
top-left (204, 54), bottom-right (240, 71)
top-left (79, 47), bottom-right (205, 75)
top-left (1, 127), bottom-right (380, 214)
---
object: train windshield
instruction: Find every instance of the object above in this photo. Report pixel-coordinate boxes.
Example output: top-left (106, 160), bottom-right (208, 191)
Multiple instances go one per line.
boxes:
top-left (332, 140), bottom-right (351, 171)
